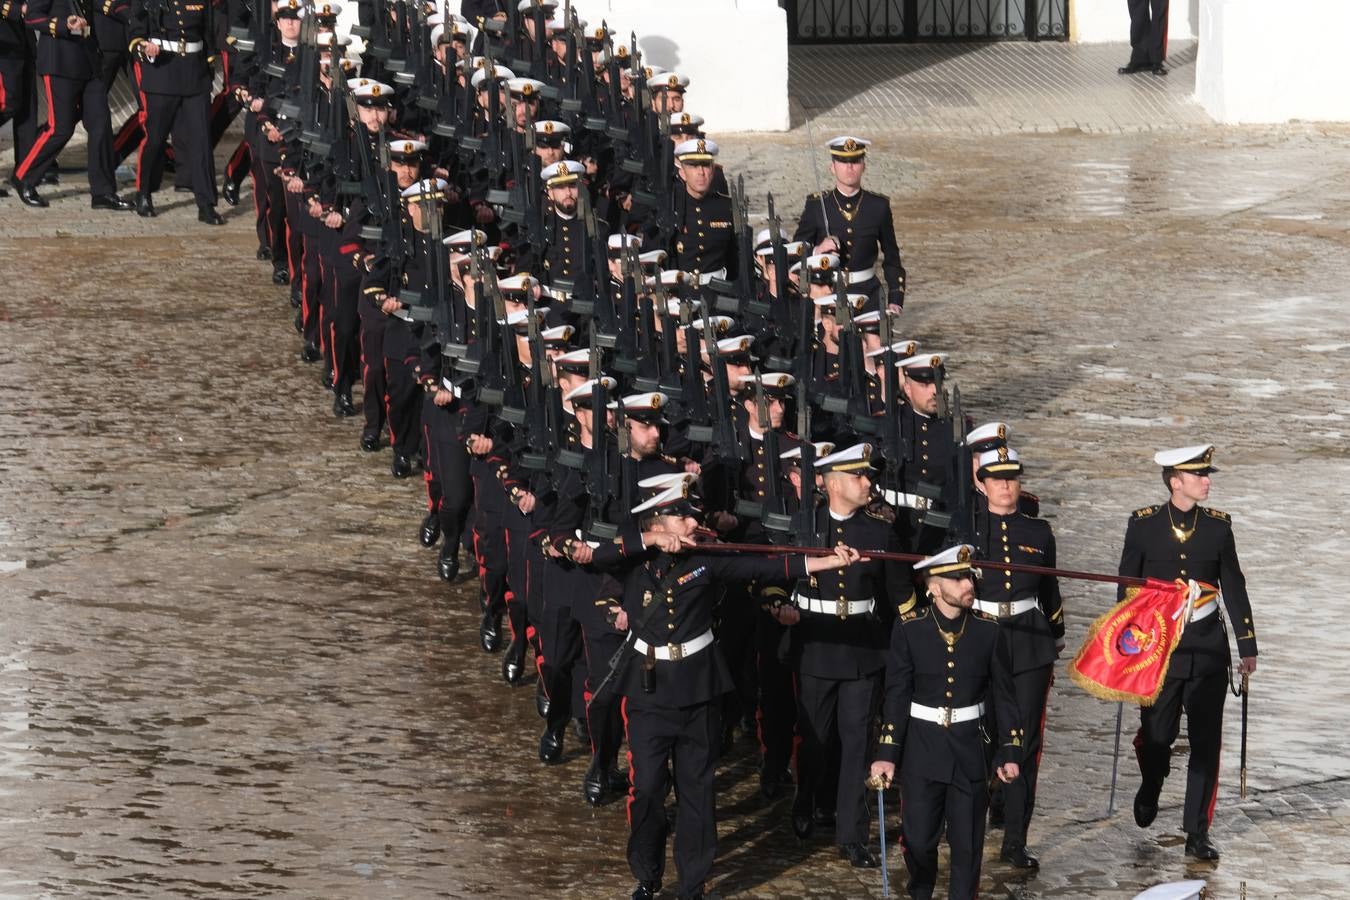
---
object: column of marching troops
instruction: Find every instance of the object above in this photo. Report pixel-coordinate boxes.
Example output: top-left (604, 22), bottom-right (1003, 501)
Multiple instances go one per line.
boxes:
top-left (3, 1), bottom-right (1259, 897)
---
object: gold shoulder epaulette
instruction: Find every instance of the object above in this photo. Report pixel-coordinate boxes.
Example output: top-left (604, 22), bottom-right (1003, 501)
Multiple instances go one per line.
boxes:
top-left (1132, 505), bottom-right (1160, 519)
top-left (1203, 507), bottom-right (1231, 522)
top-left (900, 606), bottom-right (927, 624)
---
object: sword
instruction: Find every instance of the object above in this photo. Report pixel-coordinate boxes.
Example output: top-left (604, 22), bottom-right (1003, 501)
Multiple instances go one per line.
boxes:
top-left (1239, 672), bottom-right (1250, 799)
top-left (1106, 701), bottom-right (1123, 816)
top-left (865, 772), bottom-right (890, 897)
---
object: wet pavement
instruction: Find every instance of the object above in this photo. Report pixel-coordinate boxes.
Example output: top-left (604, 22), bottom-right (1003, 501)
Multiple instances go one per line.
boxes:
top-left (3, 65), bottom-right (1350, 900)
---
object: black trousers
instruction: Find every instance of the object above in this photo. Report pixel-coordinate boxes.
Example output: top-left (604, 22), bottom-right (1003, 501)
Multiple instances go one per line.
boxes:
top-left (421, 399), bottom-right (472, 554)
top-left (329, 261), bottom-right (363, 394)
top-left (358, 307), bottom-right (388, 440)
top-left (716, 587), bottom-right (757, 743)
top-left (384, 346), bottom-right (422, 459)
top-left (1127, 0), bottom-right (1169, 67)
top-left (15, 73), bottom-right (116, 195)
top-left (625, 698), bottom-right (720, 897)
top-left (503, 511), bottom-right (538, 654)
top-left (1135, 668), bottom-right (1227, 834)
top-left (299, 231), bottom-right (325, 348)
top-left (282, 183), bottom-right (306, 287)
top-left (795, 671), bottom-right (881, 844)
top-left (2, 31), bottom-right (40, 172)
top-left (754, 612), bottom-right (796, 774)
top-left (993, 665), bottom-right (1052, 852)
top-left (900, 771), bottom-right (988, 900)
top-left (471, 499), bottom-right (509, 618)
top-left (583, 623), bottom-right (624, 772)
top-left (538, 570), bottom-right (585, 734)
top-left (136, 88), bottom-right (213, 208)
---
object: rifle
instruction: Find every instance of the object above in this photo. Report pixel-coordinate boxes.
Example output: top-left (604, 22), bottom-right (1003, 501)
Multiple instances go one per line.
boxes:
top-left (792, 369), bottom-right (820, 546)
top-left (733, 376), bottom-right (791, 534)
top-left (611, 242), bottom-right (641, 375)
top-left (680, 297), bottom-right (712, 444)
top-left (518, 289), bottom-right (553, 471)
top-left (583, 341), bottom-right (617, 540)
top-left (727, 176), bottom-right (768, 320)
top-left (876, 303), bottom-right (906, 502)
top-left (820, 273), bottom-right (879, 437)
top-left (701, 312), bottom-right (741, 465)
top-left (943, 385), bottom-right (976, 543)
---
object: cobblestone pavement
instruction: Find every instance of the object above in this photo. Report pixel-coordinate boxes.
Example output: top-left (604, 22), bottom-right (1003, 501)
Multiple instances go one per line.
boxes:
top-left (2, 52), bottom-right (1349, 900)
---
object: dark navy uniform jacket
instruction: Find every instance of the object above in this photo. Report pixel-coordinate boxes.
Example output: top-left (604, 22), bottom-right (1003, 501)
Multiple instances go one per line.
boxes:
top-left (973, 507), bottom-right (1064, 674)
top-left (1117, 503), bottom-right (1257, 679)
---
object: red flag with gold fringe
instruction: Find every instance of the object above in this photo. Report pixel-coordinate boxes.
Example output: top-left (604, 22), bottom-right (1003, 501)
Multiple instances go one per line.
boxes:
top-left (1069, 578), bottom-right (1218, 706)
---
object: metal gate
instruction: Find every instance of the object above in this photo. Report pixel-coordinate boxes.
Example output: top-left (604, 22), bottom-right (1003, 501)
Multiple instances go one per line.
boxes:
top-left (788, 0), bottom-right (1069, 44)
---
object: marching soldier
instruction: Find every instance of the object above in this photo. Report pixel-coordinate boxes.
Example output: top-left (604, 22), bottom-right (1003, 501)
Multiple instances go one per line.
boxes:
top-left (789, 443), bottom-right (912, 869)
top-left (870, 544), bottom-right (1022, 900)
top-left (128, 0), bottom-right (224, 223)
top-left (971, 447), bottom-right (1063, 868)
top-left (657, 137), bottom-right (737, 280)
top-left (794, 135), bottom-right (906, 309)
top-left (11, 0), bottom-right (131, 209)
top-left (1119, 444), bottom-right (1257, 860)
top-left (613, 483), bottom-right (860, 900)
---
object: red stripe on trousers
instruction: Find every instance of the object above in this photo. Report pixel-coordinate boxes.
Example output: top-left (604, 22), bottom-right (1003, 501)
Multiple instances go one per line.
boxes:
top-left (1204, 737), bottom-right (1221, 827)
top-left (14, 75), bottom-right (57, 182)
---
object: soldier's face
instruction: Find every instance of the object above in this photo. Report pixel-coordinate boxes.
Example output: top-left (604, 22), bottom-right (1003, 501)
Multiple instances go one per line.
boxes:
top-left (537, 144), bottom-right (564, 166)
top-left (983, 476), bottom-right (1021, 512)
top-left (902, 374), bottom-right (939, 415)
top-left (390, 159), bottom-right (419, 189)
top-left (548, 182), bottom-right (578, 213)
top-left (551, 35), bottom-right (568, 59)
top-left (627, 419), bottom-right (662, 456)
top-left (514, 97), bottom-right (539, 127)
top-left (678, 161), bottom-right (713, 195)
top-left (826, 470), bottom-right (872, 509)
top-left (655, 514), bottom-right (699, 540)
top-left (744, 396), bottom-right (784, 431)
top-left (1170, 471), bottom-right (1211, 503)
top-left (557, 371), bottom-right (586, 396)
top-left (831, 159), bottom-right (866, 189)
top-left (278, 17), bottom-right (301, 40)
top-left (725, 361), bottom-right (752, 383)
top-left (358, 104), bottom-right (391, 131)
top-left (929, 573), bottom-right (976, 608)
top-left (819, 313), bottom-right (840, 342)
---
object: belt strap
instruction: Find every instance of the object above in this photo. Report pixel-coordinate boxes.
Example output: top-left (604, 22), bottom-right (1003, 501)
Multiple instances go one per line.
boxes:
top-left (881, 489), bottom-right (930, 511)
top-left (847, 269), bottom-right (875, 284)
top-left (1190, 595), bottom-right (1218, 621)
top-left (910, 701), bottom-right (984, 727)
top-left (973, 598), bottom-right (1039, 618)
top-left (632, 629), bottom-right (714, 662)
top-left (792, 593), bottom-right (875, 618)
top-left (697, 268), bottom-right (727, 286)
top-left (152, 38), bottom-right (204, 53)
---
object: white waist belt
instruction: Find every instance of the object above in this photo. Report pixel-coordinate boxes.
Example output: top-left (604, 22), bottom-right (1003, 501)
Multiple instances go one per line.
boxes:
top-left (393, 309), bottom-right (413, 322)
top-left (793, 593), bottom-right (875, 617)
top-left (973, 598), bottom-right (1039, 618)
top-left (1190, 597), bottom-right (1218, 622)
top-left (911, 701), bottom-right (984, 727)
top-left (152, 38), bottom-right (205, 53)
top-left (881, 489), bottom-right (930, 511)
top-left (633, 629), bottom-right (714, 661)
top-left (697, 268), bottom-right (727, 286)
top-left (847, 269), bottom-right (876, 284)
top-left (439, 377), bottom-right (463, 398)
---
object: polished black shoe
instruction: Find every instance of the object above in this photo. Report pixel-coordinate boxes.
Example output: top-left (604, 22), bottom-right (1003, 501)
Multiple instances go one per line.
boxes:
top-left (539, 722), bottom-right (565, 764)
top-left (41, 168), bottom-right (59, 185)
top-left (759, 765), bottom-right (793, 800)
top-left (390, 454), bottom-right (412, 479)
top-left (1185, 831), bottom-right (1220, 860)
top-left (256, 245), bottom-right (272, 261)
top-left (1151, 64), bottom-right (1169, 76)
top-left (198, 207), bottom-right (225, 226)
top-left (502, 638), bottom-right (526, 684)
top-left (322, 366), bottom-right (334, 392)
top-left (838, 842), bottom-right (879, 868)
top-left (1134, 783), bottom-right (1160, 828)
top-left (535, 679), bottom-right (550, 719)
top-left (479, 609), bottom-right (502, 652)
top-left (333, 391), bottom-right (356, 418)
top-left (272, 268), bottom-right (290, 285)
top-left (1000, 846), bottom-right (1040, 869)
top-left (437, 544), bottom-right (459, 582)
top-left (419, 512), bottom-right (441, 547)
top-left (300, 342), bottom-right (322, 363)
top-left (135, 192), bottom-right (156, 217)
top-left (630, 881), bottom-right (660, 900)
top-left (359, 432), bottom-right (380, 453)
top-left (222, 180), bottom-right (240, 206)
top-left (91, 192), bottom-right (133, 211)
top-left (14, 179), bottom-right (49, 208)
top-left (1117, 62), bottom-right (1148, 75)
top-left (583, 758), bottom-right (606, 806)
top-left (791, 811), bottom-right (814, 840)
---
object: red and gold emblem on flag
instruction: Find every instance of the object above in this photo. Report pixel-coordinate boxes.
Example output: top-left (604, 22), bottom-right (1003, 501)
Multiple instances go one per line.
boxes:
top-left (1069, 578), bottom-right (1216, 706)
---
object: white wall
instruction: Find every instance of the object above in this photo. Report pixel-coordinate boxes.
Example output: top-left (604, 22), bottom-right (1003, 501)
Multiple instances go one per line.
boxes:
top-left (597, 0), bottom-right (790, 133)
top-left (1071, 0), bottom-right (1198, 43)
top-left (1196, 0), bottom-right (1350, 123)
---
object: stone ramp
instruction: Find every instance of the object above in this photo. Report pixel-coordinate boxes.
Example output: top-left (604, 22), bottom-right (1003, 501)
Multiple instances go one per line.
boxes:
top-left (790, 39), bottom-right (1212, 134)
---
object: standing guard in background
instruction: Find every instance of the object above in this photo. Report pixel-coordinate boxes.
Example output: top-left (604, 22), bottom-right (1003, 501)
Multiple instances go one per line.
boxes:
top-left (128, 0), bottom-right (224, 223)
top-left (794, 136), bottom-right (906, 310)
top-left (11, 0), bottom-right (131, 209)
top-left (971, 447), bottom-right (1063, 869)
top-left (1119, 444), bottom-right (1257, 860)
